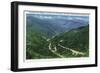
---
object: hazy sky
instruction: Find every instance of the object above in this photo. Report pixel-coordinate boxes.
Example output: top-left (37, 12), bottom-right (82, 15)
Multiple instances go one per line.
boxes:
top-left (27, 13), bottom-right (89, 22)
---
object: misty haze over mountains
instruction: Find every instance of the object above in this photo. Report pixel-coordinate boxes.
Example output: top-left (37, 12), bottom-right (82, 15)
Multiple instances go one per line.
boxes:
top-left (26, 13), bottom-right (89, 38)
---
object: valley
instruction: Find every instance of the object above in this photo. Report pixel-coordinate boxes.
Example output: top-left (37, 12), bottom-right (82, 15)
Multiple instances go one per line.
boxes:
top-left (26, 14), bottom-right (89, 59)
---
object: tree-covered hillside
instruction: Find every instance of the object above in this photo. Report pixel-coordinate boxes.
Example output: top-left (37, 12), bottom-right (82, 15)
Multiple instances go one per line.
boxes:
top-left (50, 25), bottom-right (89, 57)
top-left (26, 25), bottom-right (89, 59)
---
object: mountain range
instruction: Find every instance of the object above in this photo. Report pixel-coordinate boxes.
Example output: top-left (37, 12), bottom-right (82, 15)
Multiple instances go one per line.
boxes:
top-left (26, 14), bottom-right (89, 38)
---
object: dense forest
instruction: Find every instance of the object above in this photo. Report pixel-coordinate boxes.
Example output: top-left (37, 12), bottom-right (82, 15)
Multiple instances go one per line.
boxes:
top-left (26, 25), bottom-right (89, 59)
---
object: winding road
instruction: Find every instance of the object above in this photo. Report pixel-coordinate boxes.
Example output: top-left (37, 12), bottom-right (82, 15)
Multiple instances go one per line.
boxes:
top-left (48, 42), bottom-right (65, 58)
top-left (42, 35), bottom-right (85, 58)
top-left (58, 44), bottom-right (85, 56)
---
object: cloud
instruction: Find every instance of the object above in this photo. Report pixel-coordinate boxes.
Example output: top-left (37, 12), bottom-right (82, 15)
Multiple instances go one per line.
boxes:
top-left (74, 17), bottom-right (89, 22)
top-left (33, 15), bottom-right (53, 19)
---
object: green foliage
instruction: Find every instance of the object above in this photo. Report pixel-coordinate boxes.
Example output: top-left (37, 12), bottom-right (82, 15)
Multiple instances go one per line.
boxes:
top-left (26, 28), bottom-right (59, 59)
top-left (26, 25), bottom-right (89, 59)
top-left (51, 26), bottom-right (89, 57)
